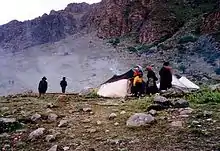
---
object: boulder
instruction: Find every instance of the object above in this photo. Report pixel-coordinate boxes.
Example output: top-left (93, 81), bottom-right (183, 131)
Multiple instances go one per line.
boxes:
top-left (58, 120), bottom-right (68, 127)
top-left (146, 104), bottom-right (168, 111)
top-left (46, 135), bottom-right (56, 142)
top-left (31, 113), bottom-right (41, 122)
top-left (48, 145), bottom-right (58, 151)
top-left (153, 96), bottom-right (171, 107)
top-left (172, 99), bottom-right (189, 108)
top-left (126, 113), bottom-right (155, 127)
top-left (48, 113), bottom-right (58, 122)
top-left (109, 113), bottom-right (117, 120)
top-left (28, 128), bottom-right (45, 141)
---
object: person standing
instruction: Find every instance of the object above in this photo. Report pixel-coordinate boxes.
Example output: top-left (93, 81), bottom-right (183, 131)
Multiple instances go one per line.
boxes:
top-left (38, 77), bottom-right (48, 97)
top-left (146, 66), bottom-right (158, 95)
top-left (159, 62), bottom-right (172, 90)
top-left (133, 73), bottom-right (144, 97)
top-left (60, 77), bottom-right (67, 93)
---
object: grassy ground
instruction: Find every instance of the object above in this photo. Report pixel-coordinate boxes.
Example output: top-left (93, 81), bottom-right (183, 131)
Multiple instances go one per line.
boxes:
top-left (0, 93), bottom-right (219, 151)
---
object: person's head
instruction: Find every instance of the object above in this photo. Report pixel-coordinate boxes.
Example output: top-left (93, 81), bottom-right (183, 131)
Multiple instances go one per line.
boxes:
top-left (63, 77), bottom-right (66, 80)
top-left (163, 62), bottom-right (170, 66)
top-left (42, 76), bottom-right (47, 80)
top-left (146, 66), bottom-right (152, 71)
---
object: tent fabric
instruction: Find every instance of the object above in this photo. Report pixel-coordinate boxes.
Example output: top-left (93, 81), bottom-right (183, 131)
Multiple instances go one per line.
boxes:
top-left (102, 69), bottom-right (134, 85)
top-left (97, 79), bottom-right (131, 98)
top-left (157, 75), bottom-right (199, 90)
top-left (179, 76), bottom-right (200, 89)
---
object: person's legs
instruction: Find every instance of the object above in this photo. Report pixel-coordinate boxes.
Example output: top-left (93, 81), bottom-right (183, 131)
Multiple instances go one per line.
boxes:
top-left (62, 87), bottom-right (66, 93)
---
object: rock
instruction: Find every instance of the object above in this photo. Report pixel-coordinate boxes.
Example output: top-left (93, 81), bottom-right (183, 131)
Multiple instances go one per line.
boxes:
top-left (179, 108), bottom-right (193, 115)
top-left (88, 148), bottom-right (95, 151)
top-left (172, 99), bottom-right (189, 108)
top-left (0, 118), bottom-right (16, 123)
top-left (48, 145), bottom-right (58, 151)
top-left (31, 113), bottom-right (41, 122)
top-left (58, 120), bottom-right (68, 127)
top-left (105, 130), bottom-right (110, 133)
top-left (170, 121), bottom-right (183, 127)
top-left (126, 113), bottom-right (155, 127)
top-left (179, 115), bottom-right (189, 118)
top-left (154, 96), bottom-right (170, 106)
top-left (82, 119), bottom-right (91, 123)
top-left (47, 103), bottom-right (55, 108)
top-left (114, 122), bottom-right (119, 126)
top-left (107, 139), bottom-right (121, 145)
top-left (48, 113), bottom-right (58, 122)
top-left (146, 104), bottom-right (168, 111)
top-left (0, 107), bottom-right (9, 112)
top-left (149, 109), bottom-right (157, 115)
top-left (83, 107), bottom-right (92, 112)
top-left (28, 128), bottom-right (45, 140)
top-left (203, 111), bottom-right (213, 117)
top-left (46, 134), bottom-right (56, 142)
top-left (109, 113), bottom-right (117, 120)
top-left (63, 146), bottom-right (70, 151)
top-left (192, 120), bottom-right (200, 124)
top-left (96, 120), bottom-right (102, 125)
top-left (206, 118), bottom-right (213, 122)
top-left (46, 108), bottom-right (53, 113)
top-left (87, 128), bottom-right (97, 133)
top-left (120, 111), bottom-right (126, 115)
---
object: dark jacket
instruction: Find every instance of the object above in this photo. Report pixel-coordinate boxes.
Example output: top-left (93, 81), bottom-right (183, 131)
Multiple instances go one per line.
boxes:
top-left (146, 70), bottom-right (158, 94)
top-left (38, 79), bottom-right (48, 93)
top-left (159, 66), bottom-right (172, 90)
top-left (60, 80), bottom-right (67, 88)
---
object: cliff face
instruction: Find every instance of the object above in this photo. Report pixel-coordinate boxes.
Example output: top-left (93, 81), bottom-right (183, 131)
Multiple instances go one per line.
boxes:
top-left (0, 3), bottom-right (90, 51)
top-left (88, 0), bottom-right (180, 44)
top-left (0, 0), bottom-right (219, 51)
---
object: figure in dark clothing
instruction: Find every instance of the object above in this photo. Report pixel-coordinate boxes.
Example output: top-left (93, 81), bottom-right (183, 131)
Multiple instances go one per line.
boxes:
top-left (38, 77), bottom-right (48, 97)
top-left (146, 66), bottom-right (158, 95)
top-left (60, 77), bottom-right (67, 93)
top-left (159, 62), bottom-right (172, 90)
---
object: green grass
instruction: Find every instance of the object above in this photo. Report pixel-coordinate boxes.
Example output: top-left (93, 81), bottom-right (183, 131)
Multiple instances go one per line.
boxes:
top-left (185, 88), bottom-right (220, 104)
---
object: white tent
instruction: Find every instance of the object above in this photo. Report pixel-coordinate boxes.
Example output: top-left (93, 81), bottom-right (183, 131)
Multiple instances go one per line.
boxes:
top-left (157, 75), bottom-right (200, 90)
top-left (97, 79), bottom-right (131, 98)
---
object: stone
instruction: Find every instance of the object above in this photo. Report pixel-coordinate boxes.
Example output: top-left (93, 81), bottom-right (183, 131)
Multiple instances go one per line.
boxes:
top-left (31, 113), bottom-right (41, 122)
top-left (87, 128), bottom-right (97, 133)
top-left (109, 113), bottom-right (117, 120)
top-left (46, 135), bottom-right (56, 142)
top-left (0, 107), bottom-right (9, 112)
top-left (114, 122), bottom-right (119, 126)
top-left (58, 120), bottom-right (68, 127)
top-left (179, 115), bottom-right (189, 118)
top-left (153, 96), bottom-right (170, 106)
top-left (96, 120), bottom-right (102, 125)
top-left (28, 128), bottom-right (45, 140)
top-left (126, 113), bottom-right (155, 127)
top-left (83, 107), bottom-right (92, 112)
top-left (146, 104), bottom-right (168, 111)
top-left (170, 121), bottom-right (183, 127)
top-left (47, 103), bottom-right (55, 108)
top-left (149, 109), bottom-right (157, 115)
top-left (192, 120), bottom-right (200, 124)
top-left (120, 111), bottom-right (126, 115)
top-left (0, 118), bottom-right (16, 123)
top-left (203, 111), bottom-right (213, 117)
top-left (46, 108), bottom-right (53, 113)
top-left (88, 148), bottom-right (95, 151)
top-left (179, 108), bottom-right (193, 115)
top-left (48, 113), bottom-right (58, 122)
top-left (172, 99), bottom-right (189, 108)
top-left (63, 146), bottom-right (70, 151)
top-left (48, 145), bottom-right (58, 151)
top-left (82, 119), bottom-right (91, 123)
top-left (206, 118), bottom-right (213, 122)
top-left (105, 130), bottom-right (110, 133)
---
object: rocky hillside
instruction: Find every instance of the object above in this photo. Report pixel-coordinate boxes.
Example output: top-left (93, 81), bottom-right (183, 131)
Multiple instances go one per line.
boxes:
top-left (0, 3), bottom-right (91, 51)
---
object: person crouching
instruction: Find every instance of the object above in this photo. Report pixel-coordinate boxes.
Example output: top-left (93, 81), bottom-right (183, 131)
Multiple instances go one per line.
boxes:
top-left (133, 73), bottom-right (144, 97)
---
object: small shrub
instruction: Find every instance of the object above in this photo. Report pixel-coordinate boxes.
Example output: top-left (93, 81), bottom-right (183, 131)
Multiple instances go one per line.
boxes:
top-left (178, 35), bottom-right (198, 44)
top-left (108, 38), bottom-right (120, 47)
top-left (186, 88), bottom-right (220, 104)
top-left (127, 46), bottom-right (137, 52)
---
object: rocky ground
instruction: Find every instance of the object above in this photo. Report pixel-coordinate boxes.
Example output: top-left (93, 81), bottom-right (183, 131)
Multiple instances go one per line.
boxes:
top-left (0, 90), bottom-right (220, 151)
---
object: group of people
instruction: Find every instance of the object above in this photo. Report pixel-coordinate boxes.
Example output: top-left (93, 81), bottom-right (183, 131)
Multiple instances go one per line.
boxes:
top-left (38, 77), bottom-right (67, 97)
top-left (132, 62), bottom-right (172, 97)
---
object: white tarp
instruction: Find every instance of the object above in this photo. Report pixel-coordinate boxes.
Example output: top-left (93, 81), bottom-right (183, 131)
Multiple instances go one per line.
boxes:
top-left (97, 79), bottom-right (131, 98)
top-left (157, 75), bottom-right (200, 90)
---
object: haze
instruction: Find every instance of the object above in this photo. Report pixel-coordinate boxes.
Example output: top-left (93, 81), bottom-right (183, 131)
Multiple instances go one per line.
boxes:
top-left (0, 0), bottom-right (101, 25)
